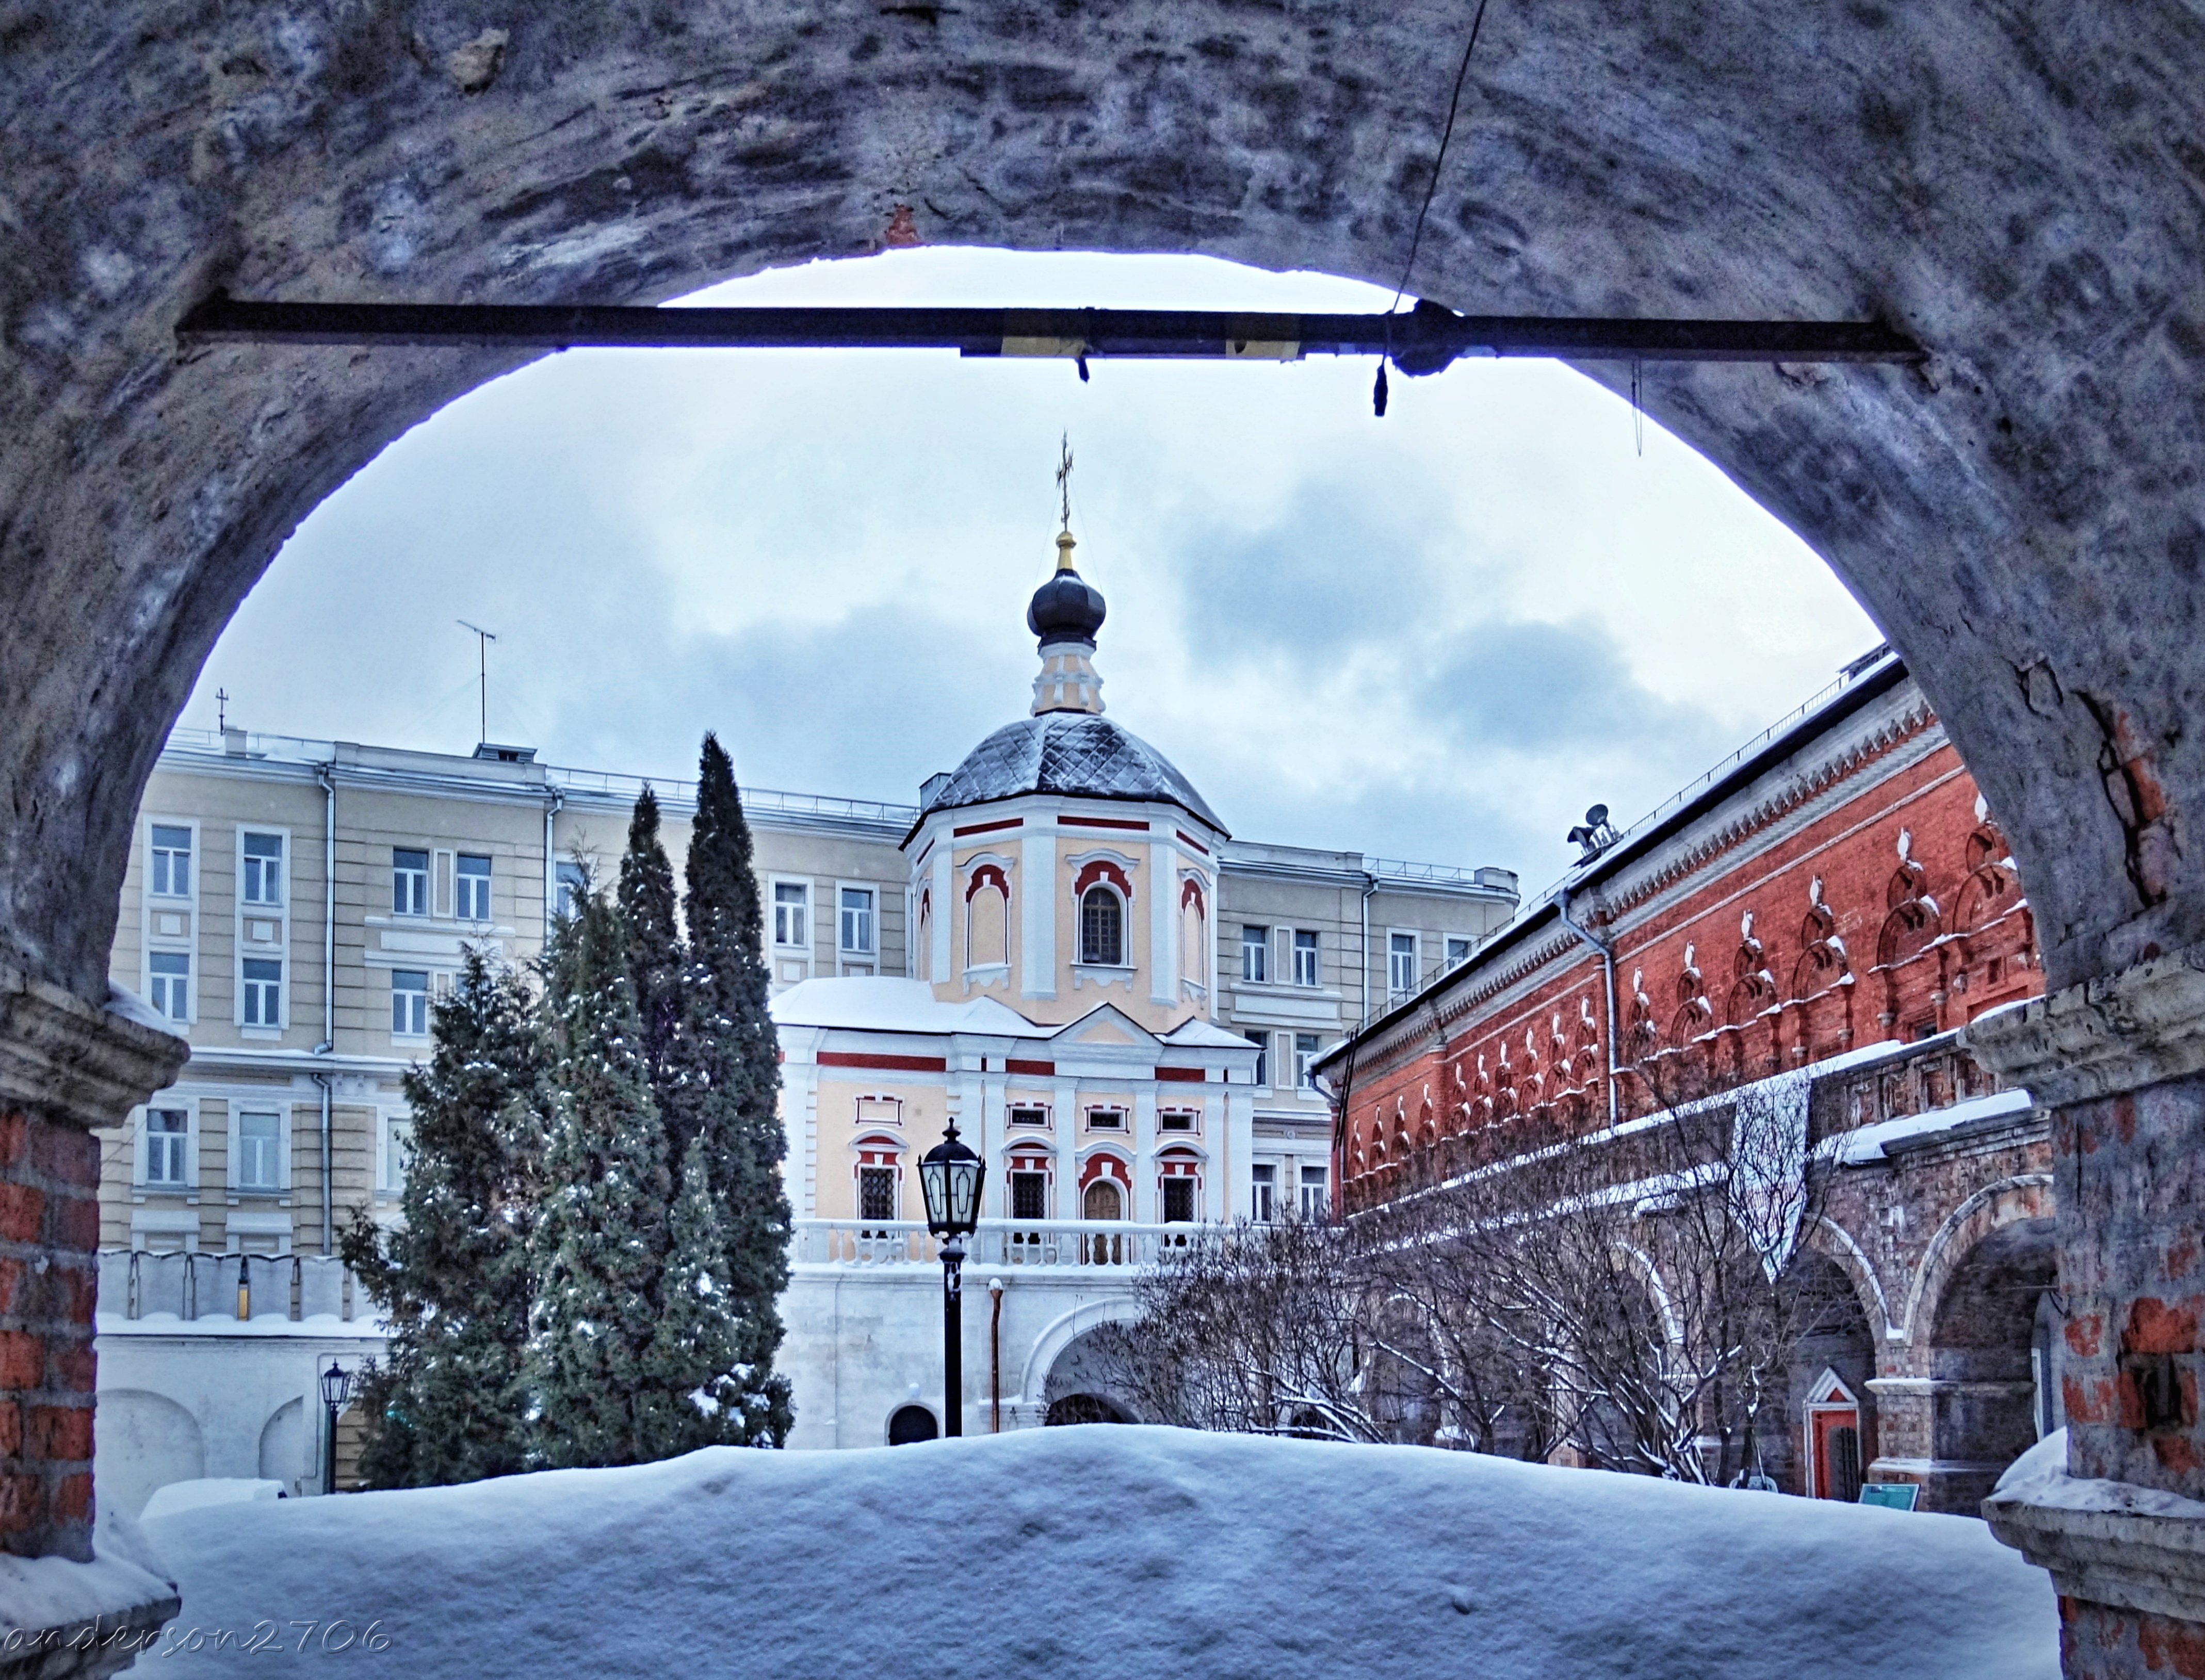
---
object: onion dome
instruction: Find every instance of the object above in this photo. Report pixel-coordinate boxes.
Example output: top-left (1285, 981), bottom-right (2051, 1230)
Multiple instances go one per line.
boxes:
top-left (1026, 530), bottom-right (1107, 647)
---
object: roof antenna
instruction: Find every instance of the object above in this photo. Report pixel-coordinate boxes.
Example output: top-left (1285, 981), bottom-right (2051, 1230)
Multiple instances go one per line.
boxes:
top-left (457, 619), bottom-right (498, 745)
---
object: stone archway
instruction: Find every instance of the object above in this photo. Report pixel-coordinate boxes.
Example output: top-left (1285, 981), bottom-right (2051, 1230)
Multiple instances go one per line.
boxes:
top-left (1924, 1213), bottom-right (2061, 1513)
top-left (7, 9), bottom-right (2205, 1668)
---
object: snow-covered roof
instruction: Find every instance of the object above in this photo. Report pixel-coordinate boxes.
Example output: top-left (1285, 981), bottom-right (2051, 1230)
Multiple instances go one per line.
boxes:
top-left (1160, 1017), bottom-right (1257, 1050)
top-left (769, 977), bottom-right (1053, 1038)
top-left (920, 713), bottom-right (1224, 830)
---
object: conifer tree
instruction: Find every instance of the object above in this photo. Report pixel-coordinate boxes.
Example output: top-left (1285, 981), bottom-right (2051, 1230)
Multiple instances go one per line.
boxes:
top-left (526, 877), bottom-right (674, 1467)
top-left (340, 949), bottom-right (539, 1488)
top-left (633, 1136), bottom-right (782, 1455)
top-left (666, 732), bottom-right (794, 1443)
top-left (618, 786), bottom-right (684, 1086)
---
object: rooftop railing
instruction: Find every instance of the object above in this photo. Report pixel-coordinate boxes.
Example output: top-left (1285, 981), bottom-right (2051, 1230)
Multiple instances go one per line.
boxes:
top-left (98, 1250), bottom-right (373, 1326)
top-left (793, 1218), bottom-right (1202, 1269)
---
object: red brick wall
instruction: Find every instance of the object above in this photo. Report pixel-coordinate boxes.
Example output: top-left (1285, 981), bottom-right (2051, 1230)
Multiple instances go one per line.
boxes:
top-left (1343, 737), bottom-right (2045, 1208)
top-left (0, 1108), bottom-right (102, 1562)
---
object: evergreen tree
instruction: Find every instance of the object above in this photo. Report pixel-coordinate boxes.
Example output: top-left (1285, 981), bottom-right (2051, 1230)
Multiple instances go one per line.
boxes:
top-left (339, 949), bottom-right (539, 1488)
top-left (634, 1136), bottom-right (782, 1455)
top-left (666, 732), bottom-right (794, 1443)
top-left (618, 786), bottom-right (684, 1086)
top-left (526, 877), bottom-right (674, 1467)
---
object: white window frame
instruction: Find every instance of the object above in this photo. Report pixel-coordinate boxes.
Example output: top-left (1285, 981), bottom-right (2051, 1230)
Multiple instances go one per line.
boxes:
top-left (1241, 924), bottom-right (1271, 984)
top-left (392, 847), bottom-right (430, 917)
top-left (455, 853), bottom-right (493, 923)
top-left (238, 828), bottom-right (286, 908)
top-left (1244, 1030), bottom-right (1270, 1089)
top-left (1294, 1033), bottom-right (1323, 1091)
top-left (554, 859), bottom-right (587, 920)
top-left (238, 955), bottom-right (285, 1031)
top-left (1299, 1163), bottom-right (1330, 1221)
top-left (1251, 1162), bottom-right (1277, 1223)
top-left (1005, 1159), bottom-right (1052, 1220)
top-left (838, 882), bottom-right (878, 962)
top-left (1006, 1103), bottom-right (1052, 1130)
top-left (146, 949), bottom-right (193, 1026)
top-left (1077, 884), bottom-right (1129, 968)
top-left (1084, 1106), bottom-right (1127, 1132)
top-left (1292, 929), bottom-right (1320, 988)
top-left (857, 1162), bottom-right (900, 1222)
top-left (1388, 929), bottom-right (1421, 1001)
top-left (771, 877), bottom-right (813, 950)
top-left (138, 1100), bottom-right (197, 1192)
top-left (230, 1105), bottom-right (288, 1197)
top-left (1156, 1106), bottom-right (1202, 1135)
top-left (147, 820), bottom-right (197, 901)
top-left (1446, 935), bottom-right (1473, 971)
top-left (391, 969), bottom-right (432, 1039)
top-left (378, 1112), bottom-right (416, 1196)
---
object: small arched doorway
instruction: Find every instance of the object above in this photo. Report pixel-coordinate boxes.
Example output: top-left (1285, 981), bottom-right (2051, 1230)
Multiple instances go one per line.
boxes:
top-left (887, 1404), bottom-right (939, 1446)
top-left (1045, 1394), bottom-right (1132, 1426)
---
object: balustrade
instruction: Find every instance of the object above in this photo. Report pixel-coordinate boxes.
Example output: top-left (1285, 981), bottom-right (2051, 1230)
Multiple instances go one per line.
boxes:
top-left (792, 1219), bottom-right (1204, 1269)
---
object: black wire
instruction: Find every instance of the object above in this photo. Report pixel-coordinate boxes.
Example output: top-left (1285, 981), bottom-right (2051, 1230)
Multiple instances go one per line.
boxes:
top-left (1389, 0), bottom-right (1497, 316)
top-left (1376, 0), bottom-right (1497, 417)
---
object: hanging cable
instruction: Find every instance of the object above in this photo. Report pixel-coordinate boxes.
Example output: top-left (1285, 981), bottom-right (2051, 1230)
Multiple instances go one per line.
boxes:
top-left (1376, 0), bottom-right (1498, 418)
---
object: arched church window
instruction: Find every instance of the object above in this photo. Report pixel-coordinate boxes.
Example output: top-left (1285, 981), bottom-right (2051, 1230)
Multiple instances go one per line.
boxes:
top-left (1080, 885), bottom-right (1125, 965)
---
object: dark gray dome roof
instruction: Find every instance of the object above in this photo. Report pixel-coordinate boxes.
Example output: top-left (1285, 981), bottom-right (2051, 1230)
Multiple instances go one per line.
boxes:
top-left (1026, 567), bottom-right (1107, 647)
top-left (921, 713), bottom-right (1225, 832)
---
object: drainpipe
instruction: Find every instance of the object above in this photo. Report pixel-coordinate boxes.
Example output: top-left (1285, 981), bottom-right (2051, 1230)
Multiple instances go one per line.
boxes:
top-left (1555, 885), bottom-right (1622, 1126)
top-left (543, 786), bottom-right (565, 941)
top-left (314, 763), bottom-right (338, 1252)
top-left (1358, 870), bottom-right (1379, 1028)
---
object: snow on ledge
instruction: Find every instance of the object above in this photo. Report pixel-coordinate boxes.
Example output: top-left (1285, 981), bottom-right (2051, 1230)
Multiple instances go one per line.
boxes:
top-left (1833, 1087), bottom-right (2039, 1164)
top-left (0, 1499), bottom-right (176, 1639)
top-left (137, 1425), bottom-right (2057, 1678)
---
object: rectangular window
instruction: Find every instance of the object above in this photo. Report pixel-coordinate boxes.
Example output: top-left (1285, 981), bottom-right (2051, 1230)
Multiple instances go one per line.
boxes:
top-left (1446, 936), bottom-right (1473, 970)
top-left (145, 1108), bottom-right (189, 1188)
top-left (1085, 1107), bottom-right (1125, 1131)
top-left (150, 824), bottom-right (192, 898)
top-left (1389, 931), bottom-right (1419, 1000)
top-left (774, 882), bottom-right (810, 948)
top-left (554, 859), bottom-right (586, 919)
top-left (236, 1110), bottom-right (281, 1193)
top-left (1241, 925), bottom-right (1270, 983)
top-left (858, 1165), bottom-right (897, 1222)
top-left (1010, 1171), bottom-right (1048, 1220)
top-left (455, 854), bottom-right (492, 921)
top-left (240, 831), bottom-right (284, 905)
top-left (393, 848), bottom-right (429, 917)
top-left (1251, 1163), bottom-right (1277, 1223)
top-left (149, 951), bottom-right (190, 1022)
top-left (392, 970), bottom-right (430, 1037)
top-left (1158, 1109), bottom-right (1197, 1133)
top-left (839, 887), bottom-right (875, 954)
top-left (1008, 1105), bottom-right (1050, 1129)
top-left (1295, 1033), bottom-right (1322, 1091)
top-left (1162, 1177), bottom-right (1196, 1224)
top-left (1244, 1030), bottom-right (1269, 1088)
top-left (1293, 929), bottom-right (1320, 987)
top-left (381, 1115), bottom-right (415, 1194)
top-left (240, 957), bottom-right (282, 1027)
top-left (1299, 1164), bottom-right (1330, 1221)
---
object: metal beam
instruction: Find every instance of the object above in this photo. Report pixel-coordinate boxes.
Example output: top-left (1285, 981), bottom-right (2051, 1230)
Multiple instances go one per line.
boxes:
top-left (176, 296), bottom-right (1923, 370)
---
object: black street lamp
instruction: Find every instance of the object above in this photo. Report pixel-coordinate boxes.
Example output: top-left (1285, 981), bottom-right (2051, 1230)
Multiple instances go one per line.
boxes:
top-left (918, 1120), bottom-right (985, 1438)
top-left (318, 1359), bottom-right (353, 1495)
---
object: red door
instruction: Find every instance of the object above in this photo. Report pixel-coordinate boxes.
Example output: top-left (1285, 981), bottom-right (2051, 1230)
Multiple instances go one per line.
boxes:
top-left (1811, 1407), bottom-right (1863, 1501)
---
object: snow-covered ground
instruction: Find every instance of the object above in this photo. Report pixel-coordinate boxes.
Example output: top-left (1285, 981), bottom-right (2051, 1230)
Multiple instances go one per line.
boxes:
top-left (138, 1428), bottom-right (2058, 1678)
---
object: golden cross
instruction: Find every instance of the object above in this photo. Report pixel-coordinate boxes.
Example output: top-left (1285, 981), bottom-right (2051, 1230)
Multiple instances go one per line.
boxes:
top-left (1055, 433), bottom-right (1074, 530)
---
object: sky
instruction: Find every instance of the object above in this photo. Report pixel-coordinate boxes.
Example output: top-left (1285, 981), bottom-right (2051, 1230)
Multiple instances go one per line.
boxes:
top-left (186, 249), bottom-right (1880, 895)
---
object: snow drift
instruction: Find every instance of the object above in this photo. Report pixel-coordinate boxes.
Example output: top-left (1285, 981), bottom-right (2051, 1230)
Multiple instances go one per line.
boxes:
top-left (140, 1427), bottom-right (2057, 1678)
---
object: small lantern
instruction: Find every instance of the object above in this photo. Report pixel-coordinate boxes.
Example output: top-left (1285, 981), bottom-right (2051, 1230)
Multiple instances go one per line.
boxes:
top-left (320, 1359), bottom-right (352, 1415)
top-left (918, 1120), bottom-right (985, 1238)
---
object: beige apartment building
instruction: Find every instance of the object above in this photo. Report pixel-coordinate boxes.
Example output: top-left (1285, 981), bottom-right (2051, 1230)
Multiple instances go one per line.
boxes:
top-left (91, 717), bottom-right (1514, 1502)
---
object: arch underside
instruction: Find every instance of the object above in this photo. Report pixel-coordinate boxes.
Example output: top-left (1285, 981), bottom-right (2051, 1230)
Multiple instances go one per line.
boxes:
top-left (3, 2), bottom-right (2202, 1004)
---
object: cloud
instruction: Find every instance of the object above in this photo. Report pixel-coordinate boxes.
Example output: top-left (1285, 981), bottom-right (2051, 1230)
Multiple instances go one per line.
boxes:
top-left (1415, 616), bottom-right (1731, 756)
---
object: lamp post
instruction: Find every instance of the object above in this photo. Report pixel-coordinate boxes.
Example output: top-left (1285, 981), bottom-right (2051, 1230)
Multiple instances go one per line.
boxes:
top-left (918, 1120), bottom-right (985, 1438)
top-left (319, 1359), bottom-right (353, 1495)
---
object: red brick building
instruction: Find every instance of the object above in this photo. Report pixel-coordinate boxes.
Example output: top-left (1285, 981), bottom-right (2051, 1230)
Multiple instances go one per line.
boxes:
top-left (1318, 651), bottom-right (2057, 1511)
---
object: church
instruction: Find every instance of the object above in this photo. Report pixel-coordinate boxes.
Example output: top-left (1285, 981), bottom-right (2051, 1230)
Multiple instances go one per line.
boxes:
top-left (769, 519), bottom-right (1264, 1444)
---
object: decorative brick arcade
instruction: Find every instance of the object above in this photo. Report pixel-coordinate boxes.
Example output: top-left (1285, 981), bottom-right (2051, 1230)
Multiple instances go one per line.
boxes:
top-left (0, 964), bottom-right (185, 1677)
